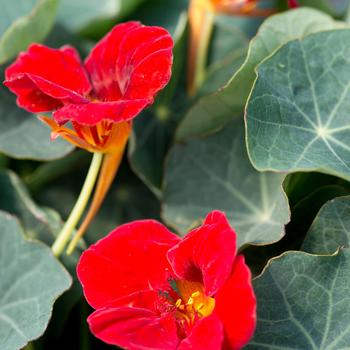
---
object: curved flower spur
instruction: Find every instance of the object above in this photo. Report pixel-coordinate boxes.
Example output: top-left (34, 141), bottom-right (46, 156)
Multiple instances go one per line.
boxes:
top-left (187, 0), bottom-right (275, 95)
top-left (3, 21), bottom-right (173, 256)
top-left (77, 211), bottom-right (256, 350)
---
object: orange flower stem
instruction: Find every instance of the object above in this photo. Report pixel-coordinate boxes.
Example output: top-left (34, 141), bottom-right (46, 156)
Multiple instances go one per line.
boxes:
top-left (51, 152), bottom-right (103, 257)
top-left (216, 7), bottom-right (276, 16)
top-left (66, 147), bottom-right (125, 255)
top-left (188, 1), bottom-right (215, 96)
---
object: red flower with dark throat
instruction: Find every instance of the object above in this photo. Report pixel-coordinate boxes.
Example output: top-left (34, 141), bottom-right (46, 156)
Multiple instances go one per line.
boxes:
top-left (77, 211), bottom-right (256, 349)
top-left (3, 21), bottom-right (173, 153)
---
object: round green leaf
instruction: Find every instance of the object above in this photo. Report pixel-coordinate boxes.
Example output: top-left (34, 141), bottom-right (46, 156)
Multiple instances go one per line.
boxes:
top-left (0, 212), bottom-right (71, 350)
top-left (246, 29), bottom-right (350, 181)
top-left (176, 8), bottom-right (343, 141)
top-left (302, 195), bottom-right (350, 254)
top-left (0, 0), bottom-right (58, 64)
top-left (163, 117), bottom-right (290, 247)
top-left (247, 249), bottom-right (350, 349)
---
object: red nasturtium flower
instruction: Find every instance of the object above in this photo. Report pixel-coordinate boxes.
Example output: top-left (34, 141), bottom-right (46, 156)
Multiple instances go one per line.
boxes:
top-left (3, 21), bottom-right (173, 153)
top-left (77, 211), bottom-right (256, 350)
top-left (288, 0), bottom-right (299, 8)
top-left (3, 21), bottom-right (174, 256)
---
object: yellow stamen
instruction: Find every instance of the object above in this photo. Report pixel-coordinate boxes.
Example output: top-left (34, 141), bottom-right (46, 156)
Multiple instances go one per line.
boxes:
top-left (175, 299), bottom-right (183, 308)
top-left (191, 291), bottom-right (200, 298)
top-left (174, 280), bottom-right (216, 324)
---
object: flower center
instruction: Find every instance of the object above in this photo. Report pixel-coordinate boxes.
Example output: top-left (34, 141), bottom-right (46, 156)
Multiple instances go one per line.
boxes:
top-left (41, 116), bottom-right (131, 153)
top-left (173, 280), bottom-right (215, 325)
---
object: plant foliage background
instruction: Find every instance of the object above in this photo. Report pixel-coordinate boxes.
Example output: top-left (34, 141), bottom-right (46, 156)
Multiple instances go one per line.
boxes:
top-left (1, 0), bottom-right (350, 349)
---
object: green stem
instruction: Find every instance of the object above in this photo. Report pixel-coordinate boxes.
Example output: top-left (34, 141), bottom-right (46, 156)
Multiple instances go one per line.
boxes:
top-left (51, 152), bottom-right (103, 257)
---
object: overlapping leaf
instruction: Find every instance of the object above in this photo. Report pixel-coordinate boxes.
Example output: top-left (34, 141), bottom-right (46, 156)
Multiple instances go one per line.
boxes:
top-left (129, 110), bottom-right (177, 196)
top-left (286, 183), bottom-right (350, 244)
top-left (177, 8), bottom-right (343, 141)
top-left (200, 15), bottom-right (250, 95)
top-left (0, 0), bottom-right (58, 64)
top-left (130, 0), bottom-right (188, 35)
top-left (128, 14), bottom-right (187, 195)
top-left (163, 117), bottom-right (289, 247)
top-left (37, 172), bottom-right (160, 244)
top-left (246, 29), bottom-right (350, 181)
top-left (0, 169), bottom-right (85, 339)
top-left (0, 170), bottom-right (62, 243)
top-left (0, 169), bottom-right (88, 266)
top-left (247, 249), bottom-right (350, 349)
top-left (0, 212), bottom-right (71, 350)
top-left (297, 0), bottom-right (350, 17)
top-left (57, 0), bottom-right (145, 32)
top-left (129, 13), bottom-right (250, 193)
top-left (0, 86), bottom-right (74, 160)
top-left (302, 195), bottom-right (350, 254)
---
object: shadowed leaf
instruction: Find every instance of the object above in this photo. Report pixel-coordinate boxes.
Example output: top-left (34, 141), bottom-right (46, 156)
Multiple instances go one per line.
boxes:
top-left (163, 117), bottom-right (290, 247)
top-left (0, 86), bottom-right (74, 160)
top-left (177, 8), bottom-right (344, 141)
top-left (302, 195), bottom-right (350, 254)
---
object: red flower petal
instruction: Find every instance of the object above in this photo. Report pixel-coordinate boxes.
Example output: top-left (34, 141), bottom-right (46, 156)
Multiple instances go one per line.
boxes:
top-left (53, 99), bottom-right (150, 125)
top-left (26, 74), bottom-right (89, 103)
top-left (85, 21), bottom-right (173, 102)
top-left (119, 27), bottom-right (174, 100)
top-left (167, 211), bottom-right (237, 296)
top-left (107, 289), bottom-right (162, 311)
top-left (178, 314), bottom-right (224, 350)
top-left (9, 83), bottom-right (63, 113)
top-left (288, 0), bottom-right (299, 8)
top-left (77, 220), bottom-right (180, 309)
top-left (88, 306), bottom-right (179, 350)
top-left (84, 22), bottom-right (139, 101)
top-left (215, 255), bottom-right (256, 350)
top-left (203, 210), bottom-right (230, 226)
top-left (4, 44), bottom-right (91, 112)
